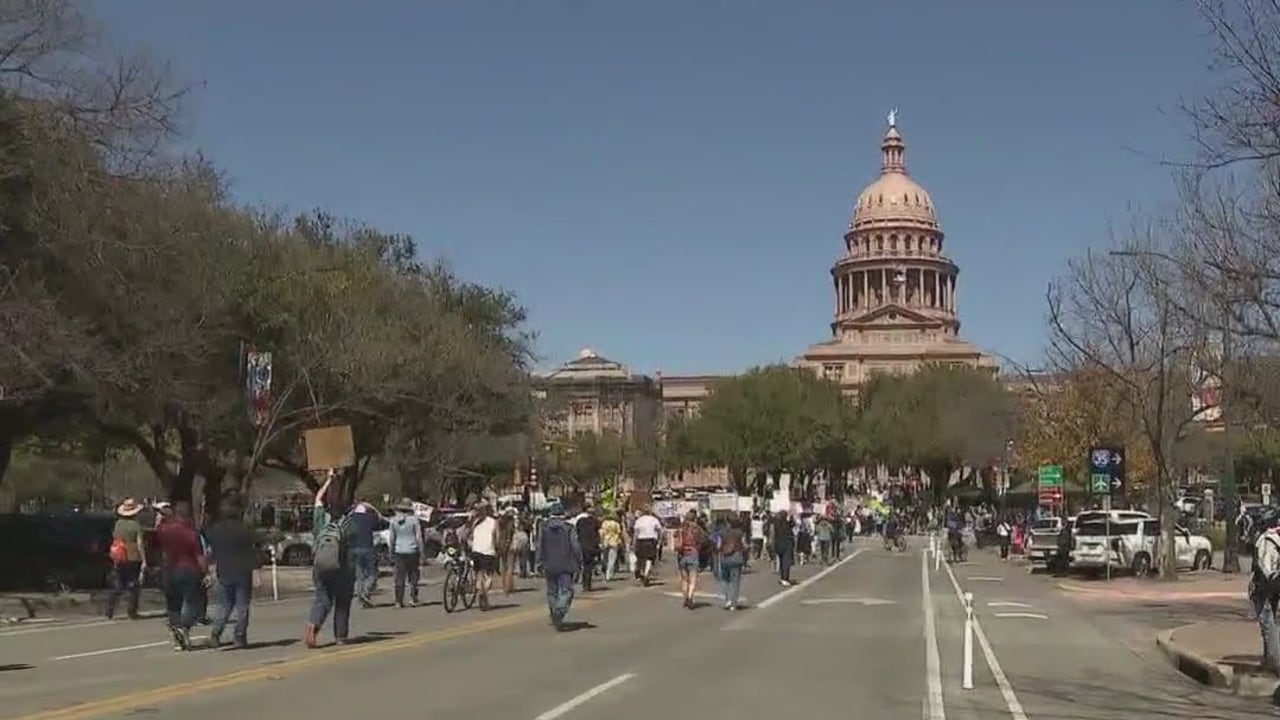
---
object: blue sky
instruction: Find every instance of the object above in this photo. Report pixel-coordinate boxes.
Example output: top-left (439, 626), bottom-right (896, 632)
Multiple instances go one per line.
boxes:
top-left (96, 1), bottom-right (1214, 376)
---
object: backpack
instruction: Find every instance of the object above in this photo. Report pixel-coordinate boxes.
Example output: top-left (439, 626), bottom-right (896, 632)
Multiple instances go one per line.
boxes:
top-left (109, 538), bottom-right (128, 566)
top-left (680, 524), bottom-right (701, 554)
top-left (313, 519), bottom-right (347, 573)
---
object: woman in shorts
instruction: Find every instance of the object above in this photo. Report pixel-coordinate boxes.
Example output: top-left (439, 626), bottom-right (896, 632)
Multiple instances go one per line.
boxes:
top-left (675, 511), bottom-right (704, 609)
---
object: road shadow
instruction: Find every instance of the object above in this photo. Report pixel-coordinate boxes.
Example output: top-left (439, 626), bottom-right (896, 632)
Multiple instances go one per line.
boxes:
top-left (481, 603), bottom-right (519, 612)
top-left (336, 631), bottom-right (406, 647)
top-left (1083, 599), bottom-right (1249, 633)
top-left (240, 638), bottom-right (299, 650)
top-left (993, 672), bottom-right (1273, 718)
top-left (0, 664), bottom-right (33, 671)
top-left (506, 586), bottom-right (537, 594)
top-left (556, 621), bottom-right (595, 633)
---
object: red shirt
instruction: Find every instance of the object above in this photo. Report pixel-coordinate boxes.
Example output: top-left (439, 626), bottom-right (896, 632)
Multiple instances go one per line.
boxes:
top-left (155, 519), bottom-right (204, 571)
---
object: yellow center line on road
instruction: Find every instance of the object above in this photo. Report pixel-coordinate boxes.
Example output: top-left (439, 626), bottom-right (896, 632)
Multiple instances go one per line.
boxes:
top-left (12, 587), bottom-right (639, 720)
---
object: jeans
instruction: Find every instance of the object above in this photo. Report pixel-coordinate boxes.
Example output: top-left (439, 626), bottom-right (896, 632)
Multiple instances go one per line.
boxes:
top-left (211, 575), bottom-right (252, 643)
top-left (545, 572), bottom-right (575, 624)
top-left (819, 539), bottom-right (831, 563)
top-left (776, 547), bottom-right (794, 583)
top-left (1254, 592), bottom-right (1280, 673)
top-left (718, 554), bottom-right (744, 607)
top-left (163, 566), bottom-right (203, 630)
top-left (106, 561), bottom-right (142, 619)
top-left (310, 568), bottom-right (355, 641)
top-left (350, 549), bottom-right (376, 602)
top-left (604, 546), bottom-right (620, 581)
top-left (392, 552), bottom-right (420, 605)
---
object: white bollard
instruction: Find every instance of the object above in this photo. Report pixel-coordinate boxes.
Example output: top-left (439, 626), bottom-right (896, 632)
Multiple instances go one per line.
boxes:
top-left (962, 591), bottom-right (974, 690)
top-left (270, 546), bottom-right (280, 602)
top-left (934, 533), bottom-right (941, 571)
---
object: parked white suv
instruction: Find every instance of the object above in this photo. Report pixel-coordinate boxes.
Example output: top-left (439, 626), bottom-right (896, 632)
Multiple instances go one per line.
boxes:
top-left (1072, 513), bottom-right (1213, 575)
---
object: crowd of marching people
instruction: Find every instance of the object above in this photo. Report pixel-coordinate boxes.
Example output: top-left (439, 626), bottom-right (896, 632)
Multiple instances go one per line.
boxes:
top-left (105, 473), bottom-right (1039, 649)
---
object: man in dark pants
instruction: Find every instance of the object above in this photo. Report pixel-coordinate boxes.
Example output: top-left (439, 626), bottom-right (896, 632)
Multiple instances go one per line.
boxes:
top-left (771, 511), bottom-right (796, 586)
top-left (205, 495), bottom-right (261, 649)
top-left (574, 507), bottom-right (601, 591)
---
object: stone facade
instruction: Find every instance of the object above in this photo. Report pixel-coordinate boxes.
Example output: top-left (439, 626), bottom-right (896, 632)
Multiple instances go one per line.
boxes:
top-left (533, 348), bottom-right (662, 442)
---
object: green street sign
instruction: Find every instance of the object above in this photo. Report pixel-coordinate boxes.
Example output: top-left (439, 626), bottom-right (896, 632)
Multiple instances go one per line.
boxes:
top-left (1037, 465), bottom-right (1064, 487)
top-left (1090, 473), bottom-right (1112, 494)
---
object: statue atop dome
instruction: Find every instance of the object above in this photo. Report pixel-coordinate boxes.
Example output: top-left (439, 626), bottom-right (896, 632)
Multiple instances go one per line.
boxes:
top-left (887, 107), bottom-right (898, 128)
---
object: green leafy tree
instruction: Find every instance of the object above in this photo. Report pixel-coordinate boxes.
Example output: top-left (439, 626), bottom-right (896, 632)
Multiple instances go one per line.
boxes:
top-left (858, 365), bottom-right (1015, 507)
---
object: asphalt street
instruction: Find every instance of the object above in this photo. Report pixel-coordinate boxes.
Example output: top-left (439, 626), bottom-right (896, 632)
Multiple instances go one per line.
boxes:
top-left (0, 538), bottom-right (1272, 720)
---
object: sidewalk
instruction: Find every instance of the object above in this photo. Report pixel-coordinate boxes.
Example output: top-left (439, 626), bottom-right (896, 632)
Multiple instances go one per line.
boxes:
top-left (1157, 620), bottom-right (1280, 700)
top-left (1057, 573), bottom-right (1246, 604)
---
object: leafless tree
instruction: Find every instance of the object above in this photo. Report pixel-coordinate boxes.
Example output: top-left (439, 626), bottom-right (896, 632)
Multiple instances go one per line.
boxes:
top-left (0, 0), bottom-right (190, 173)
top-left (1046, 224), bottom-right (1205, 580)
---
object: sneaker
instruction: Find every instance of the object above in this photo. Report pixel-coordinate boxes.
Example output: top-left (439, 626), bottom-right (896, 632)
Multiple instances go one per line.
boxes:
top-left (169, 626), bottom-right (189, 651)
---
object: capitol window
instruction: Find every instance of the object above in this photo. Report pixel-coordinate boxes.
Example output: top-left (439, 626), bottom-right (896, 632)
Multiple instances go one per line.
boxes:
top-left (823, 364), bottom-right (844, 381)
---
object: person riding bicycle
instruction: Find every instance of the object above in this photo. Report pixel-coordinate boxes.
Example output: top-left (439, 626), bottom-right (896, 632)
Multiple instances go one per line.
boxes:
top-left (884, 511), bottom-right (902, 541)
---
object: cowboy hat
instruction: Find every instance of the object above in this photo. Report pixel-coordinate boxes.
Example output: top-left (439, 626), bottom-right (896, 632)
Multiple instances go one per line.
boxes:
top-left (116, 498), bottom-right (142, 517)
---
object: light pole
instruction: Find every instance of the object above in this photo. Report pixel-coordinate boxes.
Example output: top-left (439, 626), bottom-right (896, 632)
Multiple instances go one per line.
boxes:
top-left (1109, 249), bottom-right (1241, 573)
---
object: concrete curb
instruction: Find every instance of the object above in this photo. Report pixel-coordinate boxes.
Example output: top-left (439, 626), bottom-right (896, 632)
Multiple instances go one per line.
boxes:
top-left (1156, 627), bottom-right (1280, 701)
top-left (1156, 628), bottom-right (1233, 689)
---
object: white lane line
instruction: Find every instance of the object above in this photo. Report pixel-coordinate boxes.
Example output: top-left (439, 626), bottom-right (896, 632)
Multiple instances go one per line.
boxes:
top-left (755, 547), bottom-right (868, 610)
top-left (993, 612), bottom-right (1049, 620)
top-left (662, 592), bottom-right (727, 601)
top-left (987, 601), bottom-right (1032, 609)
top-left (943, 561), bottom-right (1028, 720)
top-left (967, 576), bottom-right (1003, 582)
top-left (533, 673), bottom-right (636, 720)
top-left (921, 549), bottom-right (946, 720)
top-left (53, 640), bottom-right (171, 660)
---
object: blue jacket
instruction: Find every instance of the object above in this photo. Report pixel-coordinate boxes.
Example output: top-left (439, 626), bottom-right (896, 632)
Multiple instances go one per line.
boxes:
top-left (538, 517), bottom-right (581, 576)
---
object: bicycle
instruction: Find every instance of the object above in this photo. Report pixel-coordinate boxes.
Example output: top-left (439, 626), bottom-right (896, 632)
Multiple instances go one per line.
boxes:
top-left (441, 546), bottom-right (478, 613)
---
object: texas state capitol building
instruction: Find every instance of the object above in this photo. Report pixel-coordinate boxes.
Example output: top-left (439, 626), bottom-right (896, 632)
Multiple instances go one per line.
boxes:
top-left (536, 115), bottom-right (997, 488)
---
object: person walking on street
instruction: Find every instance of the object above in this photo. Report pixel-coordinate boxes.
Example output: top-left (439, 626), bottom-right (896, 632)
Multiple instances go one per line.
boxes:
top-left (538, 502), bottom-right (581, 630)
top-left (496, 510), bottom-right (517, 594)
top-left (574, 507), bottom-right (602, 591)
top-left (205, 495), bottom-right (260, 649)
top-left (675, 511), bottom-right (704, 609)
top-left (716, 518), bottom-right (747, 610)
top-left (305, 471), bottom-right (356, 648)
top-left (469, 504), bottom-right (500, 611)
top-left (106, 498), bottom-right (147, 620)
top-left (771, 511), bottom-right (796, 586)
top-left (632, 507), bottom-right (663, 585)
top-left (996, 518), bottom-right (1012, 561)
top-left (600, 512), bottom-right (624, 582)
top-left (154, 501), bottom-right (208, 651)
top-left (388, 498), bottom-right (424, 607)
top-left (347, 500), bottom-right (379, 608)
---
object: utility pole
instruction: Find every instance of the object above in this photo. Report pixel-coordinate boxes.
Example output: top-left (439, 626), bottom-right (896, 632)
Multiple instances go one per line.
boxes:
top-left (1221, 299), bottom-right (1240, 573)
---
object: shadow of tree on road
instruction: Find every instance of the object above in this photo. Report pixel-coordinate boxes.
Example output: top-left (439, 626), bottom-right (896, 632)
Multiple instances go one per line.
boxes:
top-left (993, 675), bottom-right (1273, 719)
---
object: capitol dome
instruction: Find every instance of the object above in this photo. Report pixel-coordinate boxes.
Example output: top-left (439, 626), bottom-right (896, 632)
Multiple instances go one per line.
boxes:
top-left (849, 124), bottom-right (939, 232)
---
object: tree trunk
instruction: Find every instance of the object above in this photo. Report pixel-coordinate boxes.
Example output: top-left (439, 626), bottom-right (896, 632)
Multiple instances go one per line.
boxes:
top-left (0, 428), bottom-right (12, 488)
